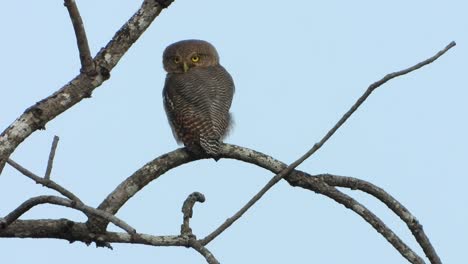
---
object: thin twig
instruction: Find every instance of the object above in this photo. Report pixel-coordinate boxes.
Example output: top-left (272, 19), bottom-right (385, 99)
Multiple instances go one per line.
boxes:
top-left (0, 195), bottom-right (136, 235)
top-left (44, 135), bottom-right (59, 179)
top-left (7, 158), bottom-right (82, 203)
top-left (63, 0), bottom-right (94, 73)
top-left (201, 41), bottom-right (456, 246)
top-left (294, 176), bottom-right (425, 264)
top-left (181, 192), bottom-right (205, 236)
top-left (319, 174), bottom-right (441, 264)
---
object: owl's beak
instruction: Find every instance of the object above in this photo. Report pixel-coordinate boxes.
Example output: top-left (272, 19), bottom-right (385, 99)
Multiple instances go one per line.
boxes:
top-left (183, 62), bottom-right (189, 73)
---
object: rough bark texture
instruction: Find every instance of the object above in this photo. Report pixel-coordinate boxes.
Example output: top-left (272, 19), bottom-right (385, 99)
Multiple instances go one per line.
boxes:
top-left (0, 0), bottom-right (167, 174)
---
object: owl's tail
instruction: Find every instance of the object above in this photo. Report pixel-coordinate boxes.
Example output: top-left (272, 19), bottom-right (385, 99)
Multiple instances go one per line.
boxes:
top-left (199, 137), bottom-right (221, 159)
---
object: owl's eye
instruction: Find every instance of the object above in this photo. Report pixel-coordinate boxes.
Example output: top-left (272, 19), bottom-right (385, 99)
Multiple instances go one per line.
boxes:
top-left (173, 57), bottom-right (180, 63)
top-left (191, 55), bottom-right (200, 63)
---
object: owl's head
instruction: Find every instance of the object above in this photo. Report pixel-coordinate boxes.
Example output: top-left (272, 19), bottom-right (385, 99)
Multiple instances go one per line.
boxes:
top-left (163, 39), bottom-right (220, 74)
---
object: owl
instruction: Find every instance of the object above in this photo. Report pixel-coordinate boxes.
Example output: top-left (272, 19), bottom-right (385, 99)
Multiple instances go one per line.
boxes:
top-left (162, 39), bottom-right (235, 158)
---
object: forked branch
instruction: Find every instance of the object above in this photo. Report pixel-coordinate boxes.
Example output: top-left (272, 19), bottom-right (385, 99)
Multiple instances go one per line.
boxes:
top-left (200, 41), bottom-right (456, 252)
top-left (0, 0), bottom-right (171, 175)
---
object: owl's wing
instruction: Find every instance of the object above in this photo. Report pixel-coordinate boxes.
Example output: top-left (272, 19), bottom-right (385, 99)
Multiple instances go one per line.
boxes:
top-left (163, 66), bottom-right (234, 145)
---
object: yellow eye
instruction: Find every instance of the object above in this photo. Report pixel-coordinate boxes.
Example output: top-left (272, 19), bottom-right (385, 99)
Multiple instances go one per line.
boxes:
top-left (191, 55), bottom-right (200, 62)
top-left (173, 57), bottom-right (180, 63)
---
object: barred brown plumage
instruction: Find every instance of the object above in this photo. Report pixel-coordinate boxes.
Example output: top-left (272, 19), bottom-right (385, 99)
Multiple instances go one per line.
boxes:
top-left (162, 39), bottom-right (235, 159)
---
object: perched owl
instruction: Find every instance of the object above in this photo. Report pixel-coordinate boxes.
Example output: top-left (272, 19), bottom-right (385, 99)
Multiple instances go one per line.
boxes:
top-left (162, 39), bottom-right (235, 158)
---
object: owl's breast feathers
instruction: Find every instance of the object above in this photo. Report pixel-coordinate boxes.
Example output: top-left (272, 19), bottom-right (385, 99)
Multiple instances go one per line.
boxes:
top-left (163, 65), bottom-right (234, 156)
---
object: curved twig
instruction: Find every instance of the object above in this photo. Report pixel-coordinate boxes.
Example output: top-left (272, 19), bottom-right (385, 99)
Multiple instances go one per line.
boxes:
top-left (181, 192), bottom-right (205, 236)
top-left (318, 174), bottom-right (441, 264)
top-left (0, 0), bottom-right (171, 174)
top-left (196, 41), bottom-right (457, 252)
top-left (7, 158), bottom-right (82, 203)
top-left (85, 144), bottom-right (432, 263)
top-left (1, 195), bottom-right (136, 235)
top-left (63, 0), bottom-right (94, 73)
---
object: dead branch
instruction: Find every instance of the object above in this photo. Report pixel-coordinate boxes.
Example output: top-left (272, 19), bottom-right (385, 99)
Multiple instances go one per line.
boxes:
top-left (0, 0), bottom-right (453, 262)
top-left (63, 0), bottom-right (94, 73)
top-left (181, 192), bottom-right (206, 236)
top-left (0, 195), bottom-right (136, 235)
top-left (190, 239), bottom-right (220, 264)
top-left (318, 174), bottom-right (441, 264)
top-left (44, 135), bottom-right (60, 179)
top-left (78, 144), bottom-right (435, 263)
top-left (0, 0), bottom-right (171, 175)
top-left (0, 219), bottom-right (185, 246)
top-left (7, 158), bottom-right (82, 203)
top-left (0, 144), bottom-right (441, 262)
top-left (197, 41), bottom-right (456, 251)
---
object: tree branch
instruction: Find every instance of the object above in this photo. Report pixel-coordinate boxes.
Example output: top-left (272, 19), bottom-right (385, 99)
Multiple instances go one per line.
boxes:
top-left (0, 195), bottom-right (136, 235)
top-left (318, 174), bottom-right (441, 264)
top-left (0, 0), bottom-right (172, 175)
top-left (0, 219), bottom-right (185, 246)
top-left (7, 158), bottom-right (82, 203)
top-left (181, 192), bottom-right (205, 236)
top-left (1, 145), bottom-right (441, 262)
top-left (80, 144), bottom-right (435, 263)
top-left (44, 135), bottom-right (60, 179)
top-left (63, 0), bottom-right (94, 73)
top-left (190, 239), bottom-right (220, 264)
top-left (198, 41), bottom-right (456, 248)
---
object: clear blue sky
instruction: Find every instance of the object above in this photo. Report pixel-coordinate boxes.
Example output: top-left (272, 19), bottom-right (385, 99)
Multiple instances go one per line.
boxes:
top-left (1, 1), bottom-right (466, 263)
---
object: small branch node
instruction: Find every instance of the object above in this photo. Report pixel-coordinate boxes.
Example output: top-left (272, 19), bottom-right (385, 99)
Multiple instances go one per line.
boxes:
top-left (155, 0), bottom-right (175, 8)
top-left (181, 192), bottom-right (205, 236)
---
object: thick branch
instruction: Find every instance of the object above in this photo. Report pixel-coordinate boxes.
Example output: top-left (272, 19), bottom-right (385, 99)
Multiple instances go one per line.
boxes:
top-left (63, 0), bottom-right (94, 73)
top-left (0, 0), bottom-right (171, 175)
top-left (319, 174), bottom-right (441, 264)
top-left (0, 219), bottom-right (185, 246)
top-left (85, 144), bottom-right (434, 263)
top-left (1, 144), bottom-right (441, 262)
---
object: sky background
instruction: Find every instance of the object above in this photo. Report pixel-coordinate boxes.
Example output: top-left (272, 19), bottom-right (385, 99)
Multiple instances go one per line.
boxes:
top-left (0, 0), bottom-right (467, 263)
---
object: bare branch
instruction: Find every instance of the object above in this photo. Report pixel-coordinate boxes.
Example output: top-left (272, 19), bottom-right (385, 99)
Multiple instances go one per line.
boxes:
top-left (190, 239), bottom-right (220, 264)
top-left (0, 195), bottom-right (136, 235)
top-left (0, 0), bottom-right (171, 175)
top-left (0, 219), bottom-right (185, 247)
top-left (44, 135), bottom-right (60, 179)
top-left (319, 174), bottom-right (441, 264)
top-left (83, 144), bottom-right (432, 263)
top-left (7, 158), bottom-right (82, 203)
top-left (290, 176), bottom-right (425, 264)
top-left (63, 0), bottom-right (94, 73)
top-left (181, 192), bottom-right (205, 236)
top-left (199, 41), bottom-right (457, 248)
